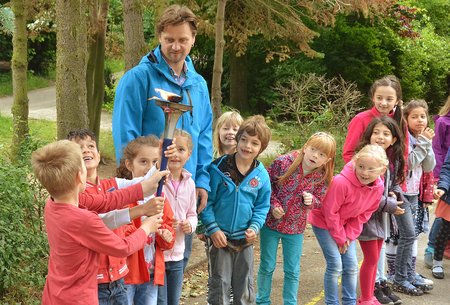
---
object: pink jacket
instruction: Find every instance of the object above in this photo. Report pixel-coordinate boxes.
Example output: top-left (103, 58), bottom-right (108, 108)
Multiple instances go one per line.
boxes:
top-left (162, 169), bottom-right (197, 262)
top-left (308, 161), bottom-right (384, 247)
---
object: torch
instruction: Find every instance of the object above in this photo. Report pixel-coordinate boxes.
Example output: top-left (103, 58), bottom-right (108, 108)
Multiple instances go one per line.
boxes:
top-left (148, 88), bottom-right (193, 196)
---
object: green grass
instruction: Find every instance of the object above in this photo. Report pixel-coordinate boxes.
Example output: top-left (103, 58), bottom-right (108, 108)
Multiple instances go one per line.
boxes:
top-left (0, 71), bottom-right (56, 97)
top-left (0, 115), bottom-right (116, 162)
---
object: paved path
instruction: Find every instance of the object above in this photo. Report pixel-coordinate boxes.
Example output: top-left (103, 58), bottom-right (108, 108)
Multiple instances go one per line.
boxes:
top-left (0, 86), bottom-right (112, 131)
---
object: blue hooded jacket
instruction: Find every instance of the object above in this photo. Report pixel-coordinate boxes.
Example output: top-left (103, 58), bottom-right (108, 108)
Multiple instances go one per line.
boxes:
top-left (112, 46), bottom-right (213, 191)
top-left (200, 155), bottom-right (271, 240)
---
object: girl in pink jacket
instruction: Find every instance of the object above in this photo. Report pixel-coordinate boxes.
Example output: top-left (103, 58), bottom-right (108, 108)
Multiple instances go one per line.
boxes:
top-left (309, 144), bottom-right (388, 305)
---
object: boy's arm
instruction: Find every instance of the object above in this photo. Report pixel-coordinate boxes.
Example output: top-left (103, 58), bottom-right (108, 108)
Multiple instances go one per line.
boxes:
top-left (79, 183), bottom-right (143, 213)
top-left (80, 212), bottom-right (148, 257)
top-left (200, 171), bottom-right (220, 236)
top-left (98, 208), bottom-right (131, 230)
top-left (249, 178), bottom-right (271, 234)
top-left (115, 166), bottom-right (157, 189)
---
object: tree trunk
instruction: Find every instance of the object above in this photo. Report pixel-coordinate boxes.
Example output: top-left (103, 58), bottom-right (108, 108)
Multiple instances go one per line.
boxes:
top-left (229, 51), bottom-right (248, 112)
top-left (123, 0), bottom-right (146, 71)
top-left (56, 0), bottom-right (89, 139)
top-left (86, 0), bottom-right (109, 141)
top-left (11, 0), bottom-right (29, 161)
top-left (210, 0), bottom-right (227, 122)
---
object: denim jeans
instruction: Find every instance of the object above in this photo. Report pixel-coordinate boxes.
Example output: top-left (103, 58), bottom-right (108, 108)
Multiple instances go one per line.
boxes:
top-left (393, 197), bottom-right (415, 283)
top-left (98, 278), bottom-right (128, 305)
top-left (126, 276), bottom-right (158, 305)
top-left (256, 226), bottom-right (304, 305)
top-left (312, 226), bottom-right (358, 305)
top-left (157, 260), bottom-right (184, 305)
top-left (183, 233), bottom-right (193, 271)
top-left (427, 217), bottom-right (443, 249)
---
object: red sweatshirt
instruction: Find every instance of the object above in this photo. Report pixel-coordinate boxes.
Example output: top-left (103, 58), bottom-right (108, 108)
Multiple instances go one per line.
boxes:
top-left (42, 194), bottom-right (147, 305)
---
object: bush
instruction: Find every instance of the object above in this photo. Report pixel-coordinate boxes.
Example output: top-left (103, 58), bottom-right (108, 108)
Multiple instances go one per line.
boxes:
top-left (271, 73), bottom-right (363, 129)
top-left (0, 138), bottom-right (48, 304)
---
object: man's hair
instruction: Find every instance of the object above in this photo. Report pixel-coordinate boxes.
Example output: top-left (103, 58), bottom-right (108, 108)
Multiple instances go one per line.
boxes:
top-left (235, 115), bottom-right (271, 155)
top-left (32, 140), bottom-right (82, 198)
top-left (156, 4), bottom-right (197, 36)
top-left (67, 128), bottom-right (98, 147)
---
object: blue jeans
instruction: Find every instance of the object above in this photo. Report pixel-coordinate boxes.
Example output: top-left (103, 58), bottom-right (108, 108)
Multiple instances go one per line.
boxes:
top-left (256, 226), bottom-right (304, 305)
top-left (183, 233), bottom-right (193, 271)
top-left (157, 260), bottom-right (184, 305)
top-left (427, 217), bottom-right (443, 249)
top-left (312, 226), bottom-right (358, 305)
top-left (393, 197), bottom-right (415, 283)
top-left (126, 275), bottom-right (158, 305)
top-left (376, 243), bottom-right (387, 282)
top-left (98, 278), bottom-right (128, 305)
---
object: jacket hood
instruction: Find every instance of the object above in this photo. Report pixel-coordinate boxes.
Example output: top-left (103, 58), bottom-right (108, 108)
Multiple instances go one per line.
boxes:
top-left (340, 161), bottom-right (383, 189)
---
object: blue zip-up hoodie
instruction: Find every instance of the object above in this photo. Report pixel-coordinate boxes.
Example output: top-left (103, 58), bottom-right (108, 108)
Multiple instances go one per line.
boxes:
top-left (438, 147), bottom-right (450, 204)
top-left (112, 46), bottom-right (213, 191)
top-left (200, 155), bottom-right (271, 240)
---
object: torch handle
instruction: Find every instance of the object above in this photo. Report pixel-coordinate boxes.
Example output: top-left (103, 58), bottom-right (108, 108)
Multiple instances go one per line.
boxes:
top-left (156, 138), bottom-right (172, 196)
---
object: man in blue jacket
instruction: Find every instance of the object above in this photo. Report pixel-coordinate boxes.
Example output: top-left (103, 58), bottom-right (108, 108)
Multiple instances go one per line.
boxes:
top-left (112, 4), bottom-right (213, 214)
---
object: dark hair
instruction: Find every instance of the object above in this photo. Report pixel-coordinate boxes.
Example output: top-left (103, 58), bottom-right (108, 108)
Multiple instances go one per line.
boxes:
top-left (403, 99), bottom-right (429, 130)
top-left (156, 5), bottom-right (197, 36)
top-left (116, 135), bottom-right (160, 179)
top-left (356, 116), bottom-right (405, 184)
top-left (66, 128), bottom-right (98, 146)
top-left (369, 75), bottom-right (406, 138)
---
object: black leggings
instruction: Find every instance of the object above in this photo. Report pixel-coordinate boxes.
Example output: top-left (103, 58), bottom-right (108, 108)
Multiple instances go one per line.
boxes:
top-left (434, 218), bottom-right (450, 261)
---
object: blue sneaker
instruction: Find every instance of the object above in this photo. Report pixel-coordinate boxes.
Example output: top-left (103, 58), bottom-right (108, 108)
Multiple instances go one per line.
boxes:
top-left (424, 247), bottom-right (433, 269)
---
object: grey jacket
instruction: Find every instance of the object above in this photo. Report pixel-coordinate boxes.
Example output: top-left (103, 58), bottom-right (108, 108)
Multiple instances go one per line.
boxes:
top-left (359, 164), bottom-right (402, 241)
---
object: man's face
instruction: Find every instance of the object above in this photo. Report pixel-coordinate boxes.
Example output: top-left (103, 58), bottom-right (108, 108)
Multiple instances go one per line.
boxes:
top-left (159, 22), bottom-right (195, 69)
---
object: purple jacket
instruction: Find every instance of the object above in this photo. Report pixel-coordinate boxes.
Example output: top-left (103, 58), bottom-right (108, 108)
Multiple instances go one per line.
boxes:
top-left (433, 114), bottom-right (450, 179)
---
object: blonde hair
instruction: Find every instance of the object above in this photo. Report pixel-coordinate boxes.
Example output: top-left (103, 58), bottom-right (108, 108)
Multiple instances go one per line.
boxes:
top-left (31, 140), bottom-right (82, 198)
top-left (438, 95), bottom-right (450, 116)
top-left (116, 135), bottom-right (160, 179)
top-left (235, 115), bottom-right (271, 155)
top-left (213, 111), bottom-right (244, 157)
top-left (278, 132), bottom-right (336, 185)
top-left (352, 144), bottom-right (389, 168)
top-left (174, 129), bottom-right (193, 151)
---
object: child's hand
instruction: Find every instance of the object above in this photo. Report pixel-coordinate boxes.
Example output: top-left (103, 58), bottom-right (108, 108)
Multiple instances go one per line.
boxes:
top-left (394, 206), bottom-right (405, 215)
top-left (163, 138), bottom-right (177, 159)
top-left (181, 220), bottom-right (192, 234)
top-left (434, 189), bottom-right (445, 200)
top-left (141, 213), bottom-right (163, 235)
top-left (197, 233), bottom-right (207, 242)
top-left (338, 240), bottom-right (350, 254)
top-left (303, 192), bottom-right (313, 206)
top-left (245, 228), bottom-right (256, 243)
top-left (140, 197), bottom-right (164, 216)
top-left (388, 191), bottom-right (397, 200)
top-left (421, 127), bottom-right (435, 140)
top-left (141, 170), bottom-right (170, 197)
top-left (157, 228), bottom-right (173, 243)
top-left (272, 207), bottom-right (285, 219)
top-left (172, 218), bottom-right (179, 229)
top-left (211, 230), bottom-right (227, 248)
top-left (196, 188), bottom-right (208, 213)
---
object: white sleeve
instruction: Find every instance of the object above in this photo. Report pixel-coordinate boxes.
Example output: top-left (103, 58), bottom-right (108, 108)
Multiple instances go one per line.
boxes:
top-left (98, 208), bottom-right (131, 230)
top-left (115, 166), bottom-right (158, 189)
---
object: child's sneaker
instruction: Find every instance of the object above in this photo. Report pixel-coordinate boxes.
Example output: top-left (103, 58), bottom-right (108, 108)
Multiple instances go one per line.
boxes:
top-left (432, 263), bottom-right (445, 279)
top-left (424, 247), bottom-right (433, 269)
top-left (392, 280), bottom-right (423, 296)
top-left (374, 282), bottom-right (394, 305)
top-left (380, 280), bottom-right (402, 305)
top-left (410, 273), bottom-right (433, 292)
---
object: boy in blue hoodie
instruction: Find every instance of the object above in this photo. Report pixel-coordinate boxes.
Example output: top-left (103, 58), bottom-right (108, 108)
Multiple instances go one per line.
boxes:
top-left (201, 115), bottom-right (272, 305)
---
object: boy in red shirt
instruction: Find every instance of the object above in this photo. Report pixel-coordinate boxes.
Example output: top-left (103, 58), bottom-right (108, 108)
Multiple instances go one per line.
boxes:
top-left (32, 140), bottom-right (168, 305)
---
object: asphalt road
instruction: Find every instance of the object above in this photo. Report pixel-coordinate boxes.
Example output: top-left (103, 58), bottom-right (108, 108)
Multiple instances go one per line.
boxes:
top-left (0, 86), bottom-right (112, 131)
